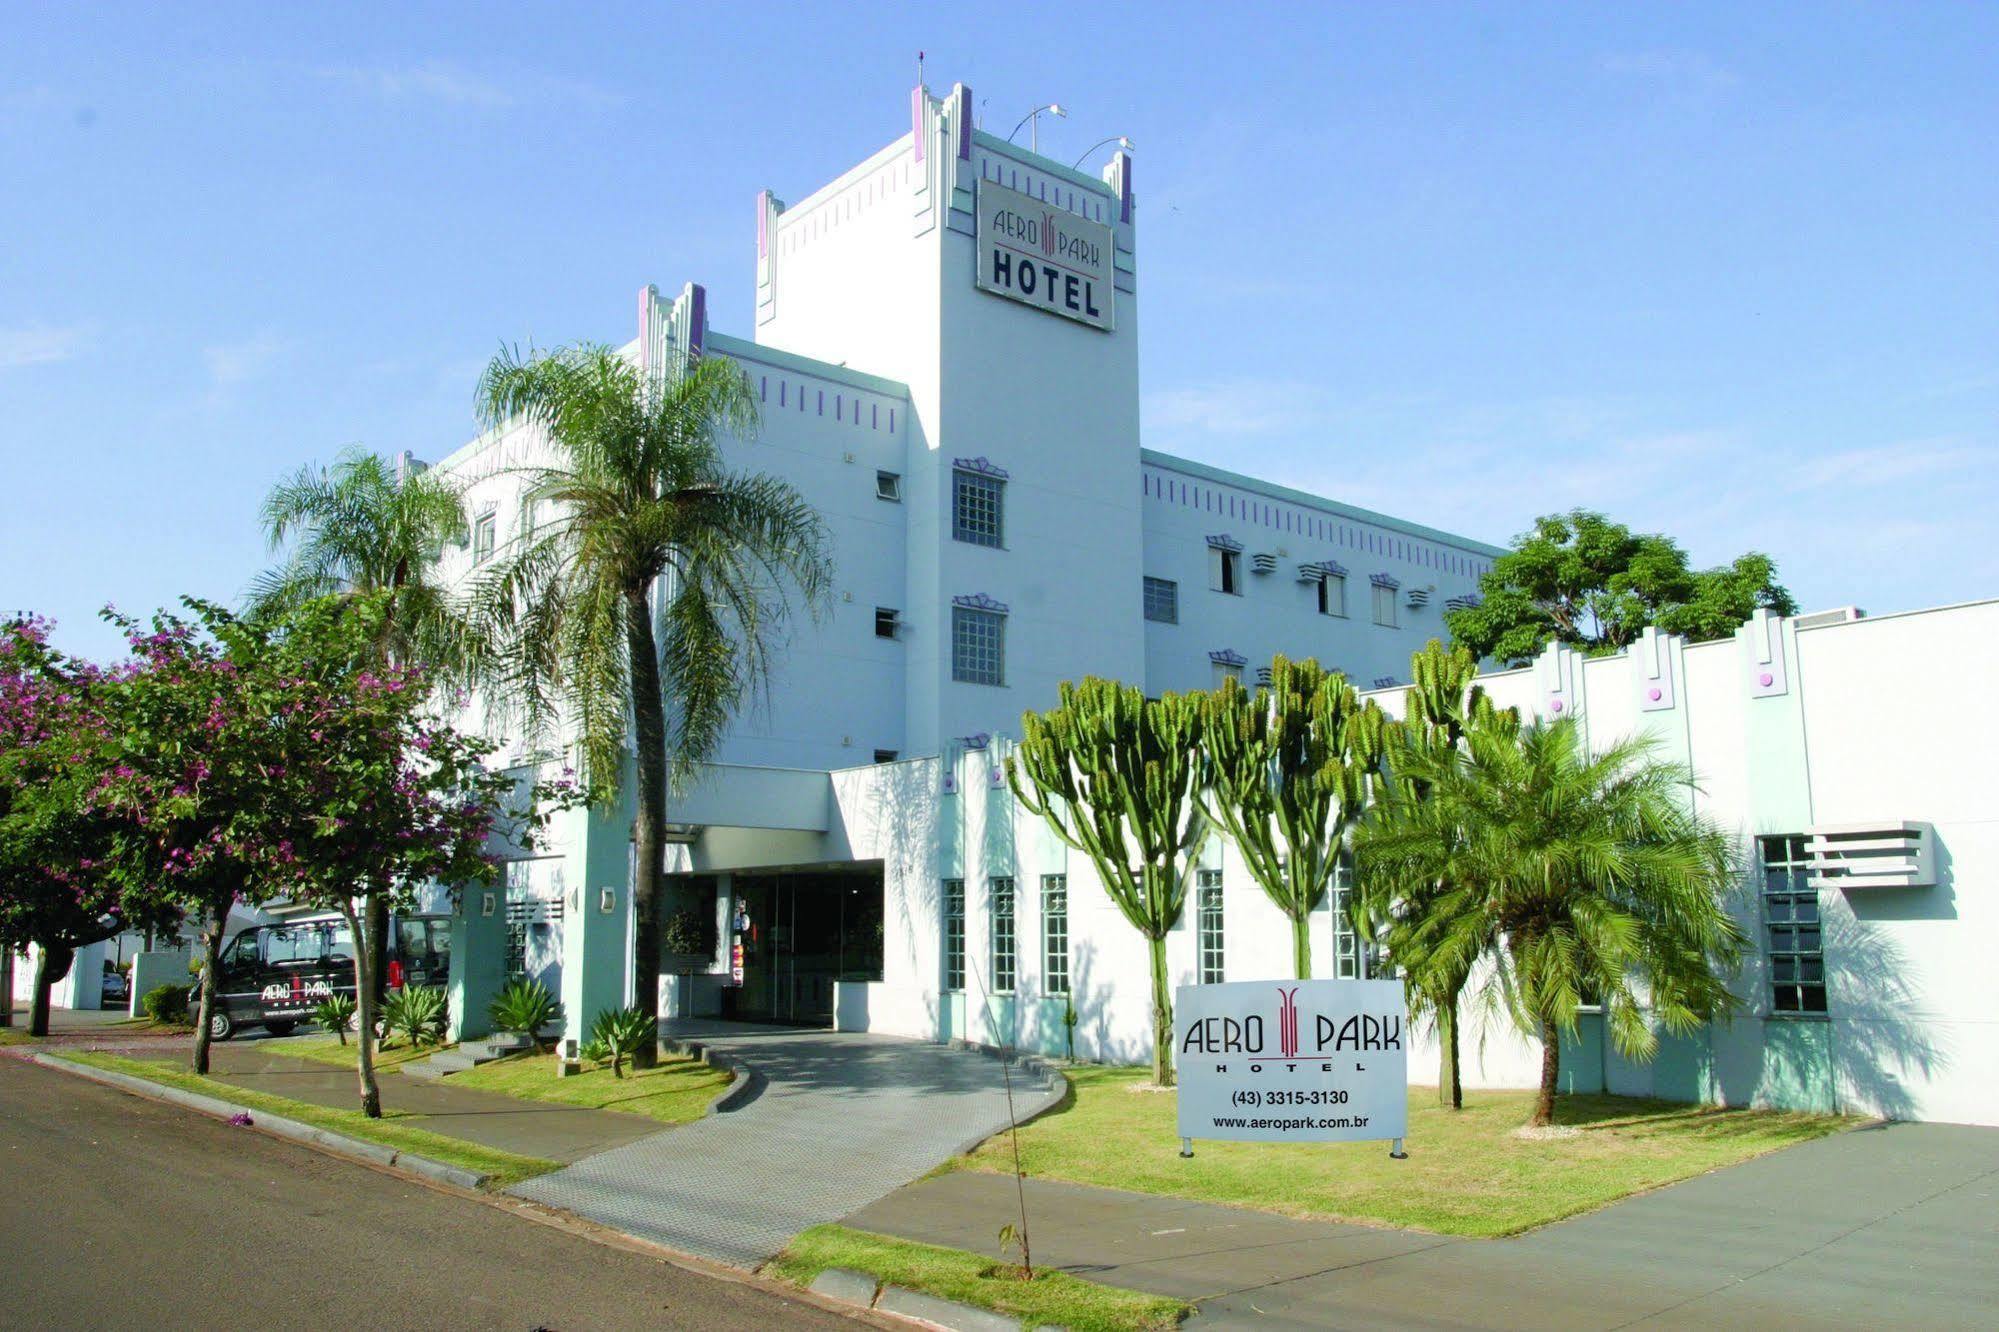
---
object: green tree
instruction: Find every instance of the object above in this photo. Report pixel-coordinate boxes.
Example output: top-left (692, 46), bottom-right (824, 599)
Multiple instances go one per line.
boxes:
top-left (1355, 640), bottom-right (1518, 1109)
top-left (1445, 510), bottom-right (1796, 667)
top-left (1198, 656), bottom-right (1384, 979)
top-left (250, 446), bottom-right (482, 1000)
top-left (1392, 717), bottom-right (1746, 1126)
top-left (1007, 679), bottom-right (1207, 1086)
top-left (472, 344), bottom-right (830, 1067)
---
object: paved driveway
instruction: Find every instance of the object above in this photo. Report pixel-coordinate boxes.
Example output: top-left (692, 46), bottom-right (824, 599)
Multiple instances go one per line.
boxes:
top-left (851, 1119), bottom-right (1999, 1329)
top-left (511, 1022), bottom-right (1063, 1268)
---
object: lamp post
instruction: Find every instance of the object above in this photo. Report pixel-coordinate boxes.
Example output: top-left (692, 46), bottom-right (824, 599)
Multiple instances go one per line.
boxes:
top-left (1072, 135), bottom-right (1133, 170)
top-left (1008, 103), bottom-right (1067, 154)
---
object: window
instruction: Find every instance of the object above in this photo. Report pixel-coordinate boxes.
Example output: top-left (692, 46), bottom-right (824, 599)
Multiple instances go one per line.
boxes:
top-left (1211, 660), bottom-right (1243, 690)
top-left (1761, 835), bottom-right (1826, 1014)
top-left (873, 748), bottom-right (899, 763)
top-left (1211, 547), bottom-right (1241, 594)
top-left (1332, 853), bottom-right (1366, 979)
top-left (1197, 869), bottom-right (1225, 984)
top-left (876, 470), bottom-right (902, 502)
top-left (519, 495), bottom-right (542, 539)
top-left (875, 607), bottom-right (900, 639)
top-left (943, 878), bottom-right (966, 991)
top-left (1143, 576), bottom-right (1179, 624)
top-left (1318, 572), bottom-right (1346, 617)
top-left (471, 511), bottom-right (497, 566)
top-left (990, 876), bottom-right (1017, 993)
top-left (952, 606), bottom-right (1006, 686)
top-left (262, 922), bottom-right (354, 968)
top-left (1371, 581), bottom-right (1397, 627)
top-left (1042, 875), bottom-right (1069, 995)
top-left (953, 469), bottom-right (1004, 547)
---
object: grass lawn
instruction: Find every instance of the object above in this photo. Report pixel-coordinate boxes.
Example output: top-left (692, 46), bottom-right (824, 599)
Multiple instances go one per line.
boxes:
top-left (767, 1224), bottom-right (1191, 1332)
top-left (62, 1052), bottom-right (561, 1188)
top-left (283, 1035), bottom-right (439, 1072)
top-left (452, 1052), bottom-right (735, 1126)
top-left (0, 1026), bottom-right (33, 1046)
top-left (952, 1066), bottom-right (1856, 1238)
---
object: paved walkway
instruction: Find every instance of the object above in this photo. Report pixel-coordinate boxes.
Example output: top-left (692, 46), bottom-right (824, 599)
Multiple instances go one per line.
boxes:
top-left (511, 1022), bottom-right (1064, 1268)
top-left (847, 1120), bottom-right (1999, 1329)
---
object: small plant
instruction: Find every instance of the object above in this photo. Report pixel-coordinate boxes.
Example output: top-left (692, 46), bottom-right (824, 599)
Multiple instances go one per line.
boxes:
top-left (587, 1005), bottom-right (658, 1079)
top-left (1062, 993), bottom-right (1078, 1063)
top-left (380, 985), bottom-right (449, 1049)
top-left (660, 907), bottom-right (717, 961)
top-left (142, 983), bottom-right (191, 1026)
top-left (313, 993), bottom-right (357, 1045)
top-left (487, 978), bottom-right (562, 1048)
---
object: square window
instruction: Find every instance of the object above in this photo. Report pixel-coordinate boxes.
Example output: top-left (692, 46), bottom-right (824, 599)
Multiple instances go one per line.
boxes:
top-left (953, 470), bottom-right (1004, 547)
top-left (952, 606), bottom-right (1005, 686)
top-left (875, 607), bottom-right (900, 639)
top-left (1143, 576), bottom-right (1179, 624)
top-left (876, 470), bottom-right (902, 502)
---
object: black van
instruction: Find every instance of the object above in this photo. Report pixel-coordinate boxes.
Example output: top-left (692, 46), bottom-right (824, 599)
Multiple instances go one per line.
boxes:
top-left (203, 913), bottom-right (452, 1041)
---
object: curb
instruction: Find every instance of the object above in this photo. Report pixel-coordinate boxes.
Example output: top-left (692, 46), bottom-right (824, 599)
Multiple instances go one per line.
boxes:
top-left (810, 1268), bottom-right (1066, 1332)
top-left (941, 1042), bottom-right (1071, 1157)
top-left (659, 1036), bottom-right (764, 1114)
top-left (30, 1052), bottom-right (489, 1190)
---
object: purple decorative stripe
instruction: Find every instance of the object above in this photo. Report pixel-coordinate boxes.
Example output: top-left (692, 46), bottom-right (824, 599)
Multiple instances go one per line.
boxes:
top-left (952, 593), bottom-right (1010, 614)
top-left (759, 376), bottom-right (767, 401)
top-left (780, 382), bottom-right (787, 407)
top-left (818, 389), bottom-right (824, 415)
top-left (1209, 648), bottom-right (1248, 667)
top-left (872, 404), bottom-right (879, 429)
top-left (889, 407), bottom-right (896, 432)
top-left (953, 456), bottom-right (1010, 479)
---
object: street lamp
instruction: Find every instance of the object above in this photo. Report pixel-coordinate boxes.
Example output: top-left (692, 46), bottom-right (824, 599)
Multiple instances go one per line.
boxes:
top-left (1072, 135), bottom-right (1133, 169)
top-left (1008, 103), bottom-right (1067, 154)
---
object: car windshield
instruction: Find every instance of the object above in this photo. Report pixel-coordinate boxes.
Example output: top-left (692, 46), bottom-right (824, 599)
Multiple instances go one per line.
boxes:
top-left (262, 921), bottom-right (355, 967)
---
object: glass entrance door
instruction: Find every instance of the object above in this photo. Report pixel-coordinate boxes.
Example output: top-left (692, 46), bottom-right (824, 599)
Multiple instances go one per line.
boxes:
top-left (724, 869), bottom-right (883, 1025)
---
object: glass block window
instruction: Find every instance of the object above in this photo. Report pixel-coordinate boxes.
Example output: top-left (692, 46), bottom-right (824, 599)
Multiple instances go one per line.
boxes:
top-left (1319, 572), bottom-right (1346, 617)
top-left (1332, 852), bottom-right (1364, 979)
top-left (1761, 835), bottom-right (1826, 1014)
top-left (953, 469), bottom-right (1005, 547)
top-left (1197, 869), bottom-right (1225, 984)
top-left (943, 878), bottom-right (966, 991)
top-left (1041, 874), bottom-right (1069, 995)
top-left (1371, 581), bottom-right (1397, 627)
top-left (472, 511), bottom-right (497, 566)
top-left (952, 606), bottom-right (1006, 686)
top-left (990, 876), bottom-right (1017, 993)
top-left (1143, 576), bottom-right (1179, 624)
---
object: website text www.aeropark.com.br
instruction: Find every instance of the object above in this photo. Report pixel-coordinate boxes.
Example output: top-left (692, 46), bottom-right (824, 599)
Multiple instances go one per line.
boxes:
top-left (1209, 1115), bottom-right (1369, 1131)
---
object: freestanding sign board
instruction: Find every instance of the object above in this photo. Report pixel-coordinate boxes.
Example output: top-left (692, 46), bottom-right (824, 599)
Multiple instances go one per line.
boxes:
top-left (974, 179), bottom-right (1115, 332)
top-left (1175, 979), bottom-right (1410, 1156)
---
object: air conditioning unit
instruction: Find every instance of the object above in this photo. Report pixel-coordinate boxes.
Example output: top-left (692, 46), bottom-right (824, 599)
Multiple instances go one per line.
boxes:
top-left (1807, 822), bottom-right (1935, 889)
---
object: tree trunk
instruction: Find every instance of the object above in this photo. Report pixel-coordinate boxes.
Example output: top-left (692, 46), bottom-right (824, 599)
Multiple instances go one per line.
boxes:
top-left (1533, 1019), bottom-right (1560, 1126)
top-left (1146, 933), bottom-right (1174, 1087)
top-left (1, 947), bottom-right (15, 1027)
top-left (190, 904), bottom-right (226, 1075)
top-left (342, 898), bottom-right (383, 1118)
top-left (366, 894), bottom-right (390, 1006)
top-left (1290, 911), bottom-right (1312, 981)
top-left (1437, 984), bottom-right (1464, 1110)
top-left (29, 943), bottom-right (72, 1038)
top-left (624, 585), bottom-right (667, 1070)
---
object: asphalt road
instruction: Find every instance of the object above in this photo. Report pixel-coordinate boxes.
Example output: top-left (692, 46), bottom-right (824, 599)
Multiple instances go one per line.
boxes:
top-left (0, 1058), bottom-right (860, 1331)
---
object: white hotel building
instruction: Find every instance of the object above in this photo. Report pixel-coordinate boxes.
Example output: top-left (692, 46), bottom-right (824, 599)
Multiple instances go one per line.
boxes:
top-left (430, 82), bottom-right (1999, 1129)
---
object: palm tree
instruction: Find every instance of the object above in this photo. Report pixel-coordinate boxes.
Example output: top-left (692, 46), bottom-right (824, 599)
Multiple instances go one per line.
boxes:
top-left (472, 343), bottom-right (830, 1067)
top-left (250, 446), bottom-right (479, 1105)
top-left (1390, 718), bottom-right (1747, 1126)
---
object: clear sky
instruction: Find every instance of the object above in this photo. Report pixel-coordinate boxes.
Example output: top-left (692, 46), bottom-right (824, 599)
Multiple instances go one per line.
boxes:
top-left (5, 3), bottom-right (1994, 660)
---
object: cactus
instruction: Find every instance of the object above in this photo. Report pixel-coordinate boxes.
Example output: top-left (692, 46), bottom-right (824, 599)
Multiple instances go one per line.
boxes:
top-left (1007, 678), bottom-right (1206, 1087)
top-left (1198, 655), bottom-right (1385, 979)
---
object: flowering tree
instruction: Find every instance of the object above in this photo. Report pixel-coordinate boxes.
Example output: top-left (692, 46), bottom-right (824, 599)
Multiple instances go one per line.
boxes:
top-left (94, 595), bottom-right (566, 1110)
top-left (0, 618), bottom-right (174, 1035)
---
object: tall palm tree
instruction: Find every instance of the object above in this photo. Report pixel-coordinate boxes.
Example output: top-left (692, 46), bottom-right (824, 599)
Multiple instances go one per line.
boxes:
top-left (249, 448), bottom-right (480, 1033)
top-left (472, 343), bottom-right (830, 1066)
top-left (1384, 718), bottom-right (1746, 1126)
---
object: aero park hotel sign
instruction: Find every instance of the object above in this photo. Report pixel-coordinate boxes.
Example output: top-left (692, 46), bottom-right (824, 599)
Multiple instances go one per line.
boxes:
top-left (975, 179), bottom-right (1115, 331)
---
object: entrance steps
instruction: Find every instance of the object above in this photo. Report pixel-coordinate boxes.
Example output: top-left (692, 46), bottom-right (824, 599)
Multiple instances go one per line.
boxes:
top-left (403, 1032), bottom-right (532, 1080)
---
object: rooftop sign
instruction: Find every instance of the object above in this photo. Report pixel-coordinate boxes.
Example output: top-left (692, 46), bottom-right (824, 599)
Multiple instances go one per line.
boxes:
top-left (975, 179), bottom-right (1114, 332)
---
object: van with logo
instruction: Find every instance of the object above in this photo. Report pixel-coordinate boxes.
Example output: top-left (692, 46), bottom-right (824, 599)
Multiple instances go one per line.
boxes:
top-left (202, 912), bottom-right (452, 1041)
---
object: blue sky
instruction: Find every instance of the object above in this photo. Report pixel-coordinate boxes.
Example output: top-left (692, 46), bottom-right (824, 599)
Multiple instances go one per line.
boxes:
top-left (5, 3), bottom-right (1994, 660)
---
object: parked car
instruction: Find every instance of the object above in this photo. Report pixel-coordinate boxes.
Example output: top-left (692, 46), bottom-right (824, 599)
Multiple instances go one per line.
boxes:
top-left (198, 912), bottom-right (452, 1041)
top-left (100, 966), bottom-right (130, 1008)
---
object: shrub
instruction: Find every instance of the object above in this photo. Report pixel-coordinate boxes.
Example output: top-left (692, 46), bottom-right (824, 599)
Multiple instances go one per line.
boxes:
top-left (142, 983), bottom-right (191, 1026)
top-left (313, 993), bottom-right (357, 1045)
top-left (487, 978), bottom-right (562, 1047)
top-left (660, 907), bottom-right (717, 964)
top-left (587, 1005), bottom-right (658, 1079)
top-left (380, 985), bottom-right (448, 1049)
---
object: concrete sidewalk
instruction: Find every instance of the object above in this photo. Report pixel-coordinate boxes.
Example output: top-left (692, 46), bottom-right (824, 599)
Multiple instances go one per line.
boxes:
top-left (846, 1121), bottom-right (1999, 1329)
top-left (122, 1044), bottom-right (662, 1164)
